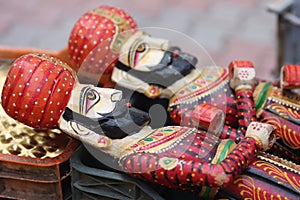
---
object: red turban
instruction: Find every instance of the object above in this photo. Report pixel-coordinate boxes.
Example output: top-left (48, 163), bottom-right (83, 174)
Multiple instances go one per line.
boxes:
top-left (68, 5), bottom-right (137, 87)
top-left (1, 53), bottom-right (76, 129)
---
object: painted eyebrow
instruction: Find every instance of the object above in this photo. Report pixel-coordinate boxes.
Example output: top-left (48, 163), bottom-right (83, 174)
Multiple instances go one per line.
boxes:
top-left (128, 38), bottom-right (143, 67)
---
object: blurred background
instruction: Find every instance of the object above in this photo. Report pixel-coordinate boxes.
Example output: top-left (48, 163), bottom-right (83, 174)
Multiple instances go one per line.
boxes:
top-left (0, 0), bottom-right (277, 80)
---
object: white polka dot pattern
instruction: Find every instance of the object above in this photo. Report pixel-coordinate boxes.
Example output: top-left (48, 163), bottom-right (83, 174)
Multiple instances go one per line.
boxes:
top-left (68, 5), bottom-right (137, 86)
top-left (1, 53), bottom-right (76, 129)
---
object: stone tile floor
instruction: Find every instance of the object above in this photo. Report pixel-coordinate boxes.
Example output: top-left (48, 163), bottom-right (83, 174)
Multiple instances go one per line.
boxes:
top-left (0, 0), bottom-right (278, 80)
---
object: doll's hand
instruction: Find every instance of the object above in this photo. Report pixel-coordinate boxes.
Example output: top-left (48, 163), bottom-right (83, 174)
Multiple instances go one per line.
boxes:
top-left (245, 122), bottom-right (276, 151)
top-left (229, 61), bottom-right (256, 91)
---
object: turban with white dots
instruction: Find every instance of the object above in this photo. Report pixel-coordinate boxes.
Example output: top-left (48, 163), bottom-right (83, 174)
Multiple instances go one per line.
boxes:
top-left (69, 5), bottom-right (137, 86)
top-left (1, 53), bottom-right (76, 129)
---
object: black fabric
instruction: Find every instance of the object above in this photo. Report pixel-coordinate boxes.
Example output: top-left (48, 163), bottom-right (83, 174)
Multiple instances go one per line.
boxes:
top-left (62, 100), bottom-right (150, 139)
top-left (115, 85), bottom-right (174, 128)
top-left (116, 47), bottom-right (197, 88)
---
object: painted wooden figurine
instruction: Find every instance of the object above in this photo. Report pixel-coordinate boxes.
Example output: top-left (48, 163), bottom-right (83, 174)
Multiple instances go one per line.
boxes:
top-left (110, 31), bottom-right (300, 164)
top-left (1, 53), bottom-right (299, 199)
top-left (67, 5), bottom-right (300, 166)
top-left (68, 5), bottom-right (300, 198)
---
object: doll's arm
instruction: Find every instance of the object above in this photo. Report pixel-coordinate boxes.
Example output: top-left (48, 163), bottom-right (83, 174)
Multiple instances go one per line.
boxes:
top-left (218, 86), bottom-right (258, 142)
top-left (228, 61), bottom-right (257, 131)
top-left (218, 61), bottom-right (259, 144)
top-left (119, 122), bottom-right (275, 189)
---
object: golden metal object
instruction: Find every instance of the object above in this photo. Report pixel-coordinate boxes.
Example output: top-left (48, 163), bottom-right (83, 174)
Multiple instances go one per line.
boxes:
top-left (0, 59), bottom-right (79, 200)
top-left (0, 117), bottom-right (69, 158)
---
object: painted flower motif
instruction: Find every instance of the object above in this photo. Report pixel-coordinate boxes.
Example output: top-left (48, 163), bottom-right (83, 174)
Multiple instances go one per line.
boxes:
top-left (189, 84), bottom-right (199, 90)
top-left (159, 157), bottom-right (179, 170)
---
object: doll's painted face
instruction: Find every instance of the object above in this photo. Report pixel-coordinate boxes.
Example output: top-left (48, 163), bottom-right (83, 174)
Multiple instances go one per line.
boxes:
top-left (61, 83), bottom-right (150, 139)
top-left (67, 84), bottom-right (122, 118)
top-left (112, 31), bottom-right (197, 99)
top-left (119, 31), bottom-right (171, 71)
top-left (81, 86), bottom-right (122, 118)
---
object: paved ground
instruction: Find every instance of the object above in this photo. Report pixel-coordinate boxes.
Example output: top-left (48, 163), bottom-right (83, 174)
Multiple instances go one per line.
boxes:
top-left (0, 0), bottom-right (278, 80)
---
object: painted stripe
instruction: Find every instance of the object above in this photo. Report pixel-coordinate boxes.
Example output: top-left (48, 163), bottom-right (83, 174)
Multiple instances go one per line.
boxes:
top-left (256, 82), bottom-right (271, 111)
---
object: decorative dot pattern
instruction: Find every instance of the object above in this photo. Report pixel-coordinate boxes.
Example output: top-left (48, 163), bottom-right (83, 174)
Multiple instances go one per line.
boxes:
top-left (228, 61), bottom-right (254, 80)
top-left (1, 53), bottom-right (76, 129)
top-left (68, 5), bottom-right (137, 85)
top-left (238, 70), bottom-right (249, 79)
top-left (120, 128), bottom-right (260, 189)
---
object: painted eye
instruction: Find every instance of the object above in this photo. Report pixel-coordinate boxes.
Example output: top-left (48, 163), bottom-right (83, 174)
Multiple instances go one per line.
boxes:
top-left (87, 91), bottom-right (96, 100)
top-left (83, 89), bottom-right (100, 115)
top-left (133, 43), bottom-right (148, 67)
top-left (137, 43), bottom-right (146, 52)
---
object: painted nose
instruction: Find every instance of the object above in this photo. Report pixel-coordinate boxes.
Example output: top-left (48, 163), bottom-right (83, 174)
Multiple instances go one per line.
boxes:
top-left (147, 37), bottom-right (170, 51)
top-left (111, 91), bottom-right (122, 102)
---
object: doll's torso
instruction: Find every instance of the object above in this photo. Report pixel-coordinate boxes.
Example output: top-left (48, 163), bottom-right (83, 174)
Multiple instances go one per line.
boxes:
top-left (123, 126), bottom-right (224, 163)
top-left (168, 66), bottom-right (239, 128)
top-left (118, 126), bottom-right (236, 191)
top-left (168, 66), bottom-right (300, 157)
